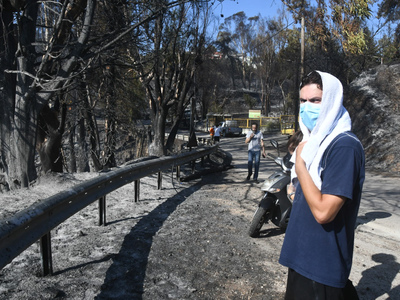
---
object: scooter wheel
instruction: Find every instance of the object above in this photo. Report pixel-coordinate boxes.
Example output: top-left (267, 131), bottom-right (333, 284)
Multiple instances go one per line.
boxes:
top-left (248, 206), bottom-right (269, 237)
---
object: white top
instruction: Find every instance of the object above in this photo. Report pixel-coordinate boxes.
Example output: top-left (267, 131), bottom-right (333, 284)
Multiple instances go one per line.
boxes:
top-left (246, 131), bottom-right (263, 151)
top-left (215, 126), bottom-right (221, 137)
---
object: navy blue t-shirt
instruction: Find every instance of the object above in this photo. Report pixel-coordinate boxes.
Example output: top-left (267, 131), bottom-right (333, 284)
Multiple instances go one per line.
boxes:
top-left (279, 132), bottom-right (365, 288)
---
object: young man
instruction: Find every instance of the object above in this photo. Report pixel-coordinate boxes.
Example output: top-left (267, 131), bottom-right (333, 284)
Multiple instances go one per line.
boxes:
top-left (214, 124), bottom-right (221, 143)
top-left (245, 122), bottom-right (266, 182)
top-left (279, 71), bottom-right (365, 299)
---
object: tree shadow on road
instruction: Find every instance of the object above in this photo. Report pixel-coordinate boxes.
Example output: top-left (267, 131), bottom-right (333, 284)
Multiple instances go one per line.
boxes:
top-left (94, 182), bottom-right (202, 300)
top-left (356, 253), bottom-right (400, 299)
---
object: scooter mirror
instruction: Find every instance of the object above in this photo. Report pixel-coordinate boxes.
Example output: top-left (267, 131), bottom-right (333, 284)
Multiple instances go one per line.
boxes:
top-left (270, 139), bottom-right (278, 149)
top-left (283, 152), bottom-right (294, 169)
top-left (270, 139), bottom-right (280, 156)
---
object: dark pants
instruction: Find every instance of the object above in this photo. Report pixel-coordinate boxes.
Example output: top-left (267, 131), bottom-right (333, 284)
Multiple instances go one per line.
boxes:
top-left (285, 268), bottom-right (359, 300)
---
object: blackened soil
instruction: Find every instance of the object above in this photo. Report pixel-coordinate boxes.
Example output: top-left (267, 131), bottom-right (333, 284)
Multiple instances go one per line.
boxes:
top-left (141, 172), bottom-right (286, 299)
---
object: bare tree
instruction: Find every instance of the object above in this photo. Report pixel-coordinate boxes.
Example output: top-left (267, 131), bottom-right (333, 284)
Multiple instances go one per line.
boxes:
top-left (0, 0), bottom-right (184, 189)
top-left (129, 1), bottom-right (212, 156)
top-left (0, 0), bottom-right (96, 189)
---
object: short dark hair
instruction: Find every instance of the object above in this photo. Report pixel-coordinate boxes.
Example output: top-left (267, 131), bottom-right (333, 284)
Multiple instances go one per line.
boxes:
top-left (251, 122), bottom-right (258, 128)
top-left (300, 71), bottom-right (323, 90)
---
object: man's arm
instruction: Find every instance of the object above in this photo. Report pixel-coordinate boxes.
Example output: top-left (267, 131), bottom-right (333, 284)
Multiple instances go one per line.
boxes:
top-left (295, 142), bottom-right (345, 224)
top-left (245, 133), bottom-right (254, 144)
top-left (261, 139), bottom-right (266, 156)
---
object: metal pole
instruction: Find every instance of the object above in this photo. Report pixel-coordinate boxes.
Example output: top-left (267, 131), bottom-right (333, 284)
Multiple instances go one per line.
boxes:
top-left (98, 196), bottom-right (106, 226)
top-left (191, 160), bottom-right (195, 174)
top-left (176, 165), bottom-right (180, 181)
top-left (40, 232), bottom-right (53, 276)
top-left (157, 171), bottom-right (162, 190)
top-left (135, 179), bottom-right (140, 202)
top-left (301, 14), bottom-right (305, 80)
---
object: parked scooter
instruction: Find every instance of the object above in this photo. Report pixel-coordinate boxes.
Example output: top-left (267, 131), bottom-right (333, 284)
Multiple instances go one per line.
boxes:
top-left (248, 140), bottom-right (293, 237)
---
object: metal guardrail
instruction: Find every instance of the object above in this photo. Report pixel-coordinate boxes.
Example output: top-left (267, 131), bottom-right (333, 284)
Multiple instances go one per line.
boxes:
top-left (165, 133), bottom-right (212, 145)
top-left (225, 116), bottom-right (296, 135)
top-left (234, 117), bottom-right (280, 129)
top-left (0, 145), bottom-right (217, 276)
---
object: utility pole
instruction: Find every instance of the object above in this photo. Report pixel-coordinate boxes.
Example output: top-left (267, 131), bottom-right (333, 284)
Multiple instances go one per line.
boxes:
top-left (295, 3), bottom-right (305, 132)
top-left (300, 14), bottom-right (305, 80)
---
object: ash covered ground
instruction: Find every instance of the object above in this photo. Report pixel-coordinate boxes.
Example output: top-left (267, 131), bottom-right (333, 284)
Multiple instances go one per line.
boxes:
top-left (0, 135), bottom-right (399, 299)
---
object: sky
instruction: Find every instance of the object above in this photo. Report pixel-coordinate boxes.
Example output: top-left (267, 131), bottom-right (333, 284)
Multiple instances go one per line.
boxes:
top-left (212, 0), bottom-right (382, 22)
top-left (208, 0), bottom-right (384, 38)
top-left (213, 0), bottom-right (286, 20)
top-left (208, 0), bottom-right (289, 38)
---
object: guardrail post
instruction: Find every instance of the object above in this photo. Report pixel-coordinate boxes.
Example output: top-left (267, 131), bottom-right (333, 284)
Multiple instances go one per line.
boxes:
top-left (135, 179), bottom-right (140, 202)
top-left (98, 196), bottom-right (106, 226)
top-left (157, 171), bottom-right (162, 190)
top-left (176, 165), bottom-right (180, 181)
top-left (191, 160), bottom-right (195, 174)
top-left (40, 232), bottom-right (53, 276)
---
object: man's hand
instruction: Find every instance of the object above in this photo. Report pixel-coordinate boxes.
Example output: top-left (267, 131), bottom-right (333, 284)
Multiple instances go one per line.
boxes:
top-left (294, 140), bottom-right (345, 224)
top-left (296, 141), bottom-right (307, 155)
top-left (295, 141), bottom-right (307, 169)
top-left (245, 133), bottom-right (255, 144)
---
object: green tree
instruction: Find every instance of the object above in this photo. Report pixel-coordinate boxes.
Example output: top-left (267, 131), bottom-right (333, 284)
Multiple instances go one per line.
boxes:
top-left (283, 0), bottom-right (373, 55)
top-left (377, 0), bottom-right (400, 60)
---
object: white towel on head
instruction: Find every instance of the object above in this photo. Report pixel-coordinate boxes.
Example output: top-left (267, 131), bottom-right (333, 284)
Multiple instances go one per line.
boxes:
top-left (291, 71), bottom-right (352, 190)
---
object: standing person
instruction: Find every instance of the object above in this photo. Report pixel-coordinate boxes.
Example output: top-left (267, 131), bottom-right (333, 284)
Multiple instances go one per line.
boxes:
top-left (286, 130), bottom-right (303, 201)
top-left (214, 124), bottom-right (221, 143)
top-left (279, 71), bottom-right (365, 299)
top-left (287, 130), bottom-right (303, 155)
top-left (245, 122), bottom-right (266, 182)
top-left (209, 126), bottom-right (215, 144)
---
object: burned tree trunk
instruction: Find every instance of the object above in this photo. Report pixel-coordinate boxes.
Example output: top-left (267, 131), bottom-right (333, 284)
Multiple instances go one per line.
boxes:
top-left (0, 0), bottom-right (96, 188)
top-left (6, 1), bottom-right (39, 188)
top-left (67, 121), bottom-right (77, 173)
top-left (36, 102), bottom-right (67, 173)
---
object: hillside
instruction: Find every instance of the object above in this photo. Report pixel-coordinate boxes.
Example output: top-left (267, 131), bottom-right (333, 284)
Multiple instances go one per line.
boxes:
top-left (215, 85), bottom-right (289, 117)
top-left (345, 64), bottom-right (400, 174)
